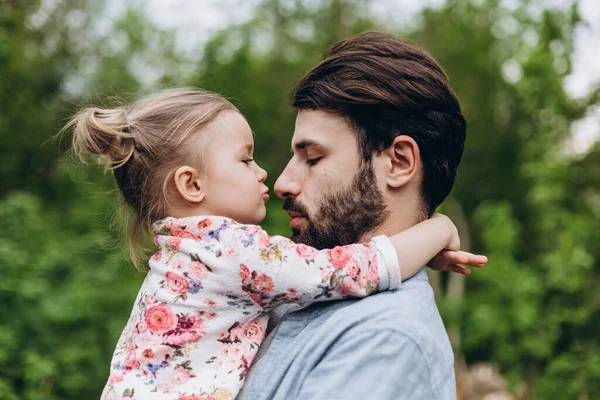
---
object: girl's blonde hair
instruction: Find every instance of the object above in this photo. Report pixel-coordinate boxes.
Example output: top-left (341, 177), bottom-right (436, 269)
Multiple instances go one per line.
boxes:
top-left (67, 88), bottom-right (238, 268)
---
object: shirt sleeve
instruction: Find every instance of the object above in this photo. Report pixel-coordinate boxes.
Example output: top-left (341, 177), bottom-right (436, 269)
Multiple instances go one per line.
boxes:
top-left (296, 330), bottom-right (441, 400)
top-left (205, 218), bottom-right (401, 310)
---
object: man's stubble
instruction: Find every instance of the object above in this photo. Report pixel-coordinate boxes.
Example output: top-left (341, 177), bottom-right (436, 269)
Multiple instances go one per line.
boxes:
top-left (283, 161), bottom-right (390, 250)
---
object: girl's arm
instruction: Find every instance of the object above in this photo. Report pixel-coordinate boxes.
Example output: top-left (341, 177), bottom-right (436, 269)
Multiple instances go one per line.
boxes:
top-left (187, 215), bottom-right (484, 310)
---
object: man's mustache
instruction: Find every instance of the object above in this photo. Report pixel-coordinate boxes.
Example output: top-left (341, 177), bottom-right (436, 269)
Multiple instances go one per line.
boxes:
top-left (283, 197), bottom-right (309, 218)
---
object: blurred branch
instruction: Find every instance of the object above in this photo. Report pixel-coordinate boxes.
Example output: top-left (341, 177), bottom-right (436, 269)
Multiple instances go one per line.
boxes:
top-left (443, 194), bottom-right (471, 368)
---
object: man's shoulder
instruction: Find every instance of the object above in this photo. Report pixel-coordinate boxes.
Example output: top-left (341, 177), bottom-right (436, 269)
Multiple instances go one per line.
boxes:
top-left (289, 269), bottom-right (453, 358)
top-left (331, 271), bottom-right (450, 346)
top-left (283, 269), bottom-right (456, 398)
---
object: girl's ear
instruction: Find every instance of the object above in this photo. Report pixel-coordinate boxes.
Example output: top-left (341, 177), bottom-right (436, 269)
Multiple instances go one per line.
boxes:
top-left (382, 135), bottom-right (421, 188)
top-left (173, 166), bottom-right (206, 204)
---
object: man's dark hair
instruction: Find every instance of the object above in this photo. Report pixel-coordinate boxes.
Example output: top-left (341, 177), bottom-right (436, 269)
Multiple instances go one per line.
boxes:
top-left (293, 31), bottom-right (466, 216)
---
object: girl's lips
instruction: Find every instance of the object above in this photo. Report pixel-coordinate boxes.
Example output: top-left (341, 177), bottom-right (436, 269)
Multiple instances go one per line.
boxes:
top-left (262, 193), bottom-right (270, 201)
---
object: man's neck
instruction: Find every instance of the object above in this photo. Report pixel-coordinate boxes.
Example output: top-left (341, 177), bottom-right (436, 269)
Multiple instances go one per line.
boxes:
top-left (360, 197), bottom-right (423, 242)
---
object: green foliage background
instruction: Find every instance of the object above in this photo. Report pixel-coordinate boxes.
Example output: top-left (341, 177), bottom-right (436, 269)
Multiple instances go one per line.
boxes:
top-left (1, 0), bottom-right (598, 399)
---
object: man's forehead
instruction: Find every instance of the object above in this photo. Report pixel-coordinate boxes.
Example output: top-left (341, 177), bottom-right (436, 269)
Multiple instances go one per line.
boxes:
top-left (292, 110), bottom-right (354, 149)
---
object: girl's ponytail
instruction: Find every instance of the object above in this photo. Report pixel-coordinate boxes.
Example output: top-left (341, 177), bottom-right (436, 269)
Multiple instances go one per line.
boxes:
top-left (70, 107), bottom-right (135, 168)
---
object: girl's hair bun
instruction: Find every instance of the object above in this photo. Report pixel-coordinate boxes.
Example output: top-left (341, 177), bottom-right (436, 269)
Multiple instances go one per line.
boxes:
top-left (70, 107), bottom-right (135, 168)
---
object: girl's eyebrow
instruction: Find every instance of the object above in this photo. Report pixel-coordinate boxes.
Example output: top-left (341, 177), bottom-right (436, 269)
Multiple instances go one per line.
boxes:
top-left (243, 143), bottom-right (254, 152)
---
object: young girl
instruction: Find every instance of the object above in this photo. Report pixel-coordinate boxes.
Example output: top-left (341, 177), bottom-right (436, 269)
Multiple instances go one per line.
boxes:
top-left (68, 88), bottom-right (486, 400)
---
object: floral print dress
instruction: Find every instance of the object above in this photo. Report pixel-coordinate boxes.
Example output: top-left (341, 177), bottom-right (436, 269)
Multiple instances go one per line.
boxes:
top-left (101, 215), bottom-right (400, 400)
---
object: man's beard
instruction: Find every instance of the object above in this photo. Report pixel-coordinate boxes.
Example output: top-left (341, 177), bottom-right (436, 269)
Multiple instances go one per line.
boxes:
top-left (283, 161), bottom-right (389, 250)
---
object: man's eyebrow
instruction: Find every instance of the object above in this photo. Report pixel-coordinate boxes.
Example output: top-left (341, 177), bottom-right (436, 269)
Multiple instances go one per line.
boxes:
top-left (292, 139), bottom-right (327, 153)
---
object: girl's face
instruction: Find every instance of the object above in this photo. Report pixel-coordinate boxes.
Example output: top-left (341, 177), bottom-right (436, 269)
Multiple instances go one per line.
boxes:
top-left (200, 110), bottom-right (269, 224)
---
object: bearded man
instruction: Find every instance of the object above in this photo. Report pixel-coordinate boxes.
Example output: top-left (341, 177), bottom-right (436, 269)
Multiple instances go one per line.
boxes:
top-left (238, 31), bottom-right (467, 400)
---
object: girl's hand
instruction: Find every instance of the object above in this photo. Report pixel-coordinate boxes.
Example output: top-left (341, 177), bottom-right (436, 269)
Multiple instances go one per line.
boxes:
top-left (428, 250), bottom-right (488, 275)
top-left (429, 213), bottom-right (461, 251)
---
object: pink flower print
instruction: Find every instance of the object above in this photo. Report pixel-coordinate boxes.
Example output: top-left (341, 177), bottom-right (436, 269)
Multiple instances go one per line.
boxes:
top-left (141, 348), bottom-right (154, 359)
top-left (197, 218), bottom-right (212, 230)
top-left (156, 383), bottom-right (169, 392)
top-left (170, 228), bottom-right (201, 240)
top-left (220, 345), bottom-right (231, 357)
top-left (173, 261), bottom-right (185, 273)
top-left (163, 221), bottom-right (176, 230)
top-left (171, 368), bottom-right (192, 385)
top-left (241, 319), bottom-right (266, 344)
top-left (138, 340), bottom-right (173, 364)
top-left (347, 259), bottom-right (359, 279)
top-left (166, 271), bottom-right (189, 295)
top-left (259, 232), bottom-right (270, 247)
top-left (240, 264), bottom-right (250, 284)
top-left (144, 294), bottom-right (157, 305)
top-left (246, 226), bottom-right (261, 236)
top-left (205, 299), bottom-right (217, 309)
top-left (223, 246), bottom-right (240, 259)
top-left (336, 277), bottom-right (360, 296)
top-left (239, 354), bottom-right (254, 379)
top-left (231, 343), bottom-right (243, 357)
top-left (144, 304), bottom-right (176, 335)
top-left (189, 262), bottom-right (209, 280)
top-left (151, 251), bottom-right (162, 262)
top-left (136, 321), bottom-right (147, 334)
top-left (110, 373), bottom-right (124, 384)
top-left (177, 396), bottom-right (202, 400)
top-left (250, 272), bottom-right (274, 295)
top-left (296, 244), bottom-right (318, 260)
top-left (321, 268), bottom-right (333, 282)
top-left (125, 346), bottom-right (140, 370)
top-left (220, 342), bottom-right (243, 360)
top-left (163, 314), bottom-right (205, 346)
top-left (249, 292), bottom-right (262, 304)
top-left (329, 246), bottom-right (351, 269)
top-left (167, 237), bottom-right (182, 250)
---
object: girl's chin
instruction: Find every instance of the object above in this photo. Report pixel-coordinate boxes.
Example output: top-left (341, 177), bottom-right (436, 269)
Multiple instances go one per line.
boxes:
top-left (256, 208), bottom-right (267, 223)
top-left (244, 208), bottom-right (266, 225)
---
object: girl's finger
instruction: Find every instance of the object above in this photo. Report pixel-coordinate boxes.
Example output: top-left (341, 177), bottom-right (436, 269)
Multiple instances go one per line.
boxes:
top-left (468, 262), bottom-right (486, 268)
top-left (443, 251), bottom-right (469, 264)
top-left (448, 264), bottom-right (471, 275)
top-left (458, 253), bottom-right (488, 266)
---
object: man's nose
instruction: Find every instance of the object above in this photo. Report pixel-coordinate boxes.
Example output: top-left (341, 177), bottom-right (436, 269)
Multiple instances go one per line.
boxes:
top-left (274, 165), bottom-right (301, 199)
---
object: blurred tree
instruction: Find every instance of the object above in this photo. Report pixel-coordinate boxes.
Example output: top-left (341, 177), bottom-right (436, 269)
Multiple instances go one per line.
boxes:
top-left (410, 1), bottom-right (600, 398)
top-left (0, 1), bottom-right (176, 398)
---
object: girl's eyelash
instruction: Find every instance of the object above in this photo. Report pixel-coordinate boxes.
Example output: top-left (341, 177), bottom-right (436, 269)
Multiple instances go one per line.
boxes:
top-left (306, 157), bottom-right (322, 166)
top-left (243, 158), bottom-right (254, 164)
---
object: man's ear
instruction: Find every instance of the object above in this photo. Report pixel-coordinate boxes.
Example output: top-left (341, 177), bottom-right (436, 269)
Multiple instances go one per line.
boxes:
top-left (173, 166), bottom-right (206, 204)
top-left (383, 135), bottom-right (421, 188)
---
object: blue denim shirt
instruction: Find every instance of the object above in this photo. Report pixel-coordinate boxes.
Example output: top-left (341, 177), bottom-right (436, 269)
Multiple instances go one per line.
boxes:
top-left (238, 268), bottom-right (456, 400)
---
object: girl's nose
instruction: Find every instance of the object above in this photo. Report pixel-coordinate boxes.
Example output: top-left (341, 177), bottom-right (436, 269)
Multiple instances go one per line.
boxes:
top-left (256, 165), bottom-right (268, 183)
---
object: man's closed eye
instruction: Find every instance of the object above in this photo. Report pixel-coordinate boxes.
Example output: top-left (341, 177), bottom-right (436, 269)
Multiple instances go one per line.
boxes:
top-left (306, 157), bottom-right (322, 166)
